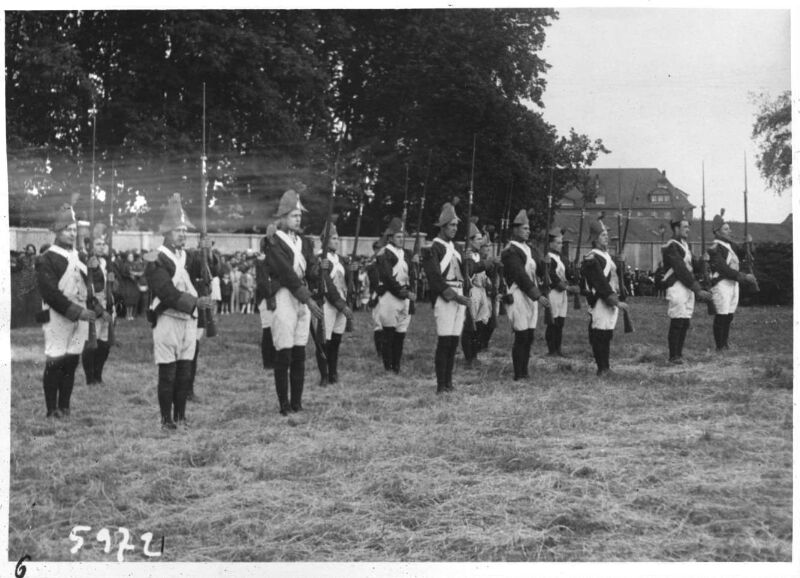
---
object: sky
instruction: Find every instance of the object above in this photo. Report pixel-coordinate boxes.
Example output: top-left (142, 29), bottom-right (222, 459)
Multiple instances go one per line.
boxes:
top-left (535, 6), bottom-right (792, 224)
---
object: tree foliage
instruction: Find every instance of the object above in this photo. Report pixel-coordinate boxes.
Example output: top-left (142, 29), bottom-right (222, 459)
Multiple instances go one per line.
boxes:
top-left (6, 9), bottom-right (608, 236)
top-left (751, 91), bottom-right (791, 195)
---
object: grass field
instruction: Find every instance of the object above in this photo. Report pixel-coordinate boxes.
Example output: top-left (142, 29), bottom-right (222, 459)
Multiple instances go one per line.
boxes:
top-left (7, 297), bottom-right (793, 563)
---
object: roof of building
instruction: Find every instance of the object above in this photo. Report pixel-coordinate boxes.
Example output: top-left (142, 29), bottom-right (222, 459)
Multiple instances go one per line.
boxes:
top-left (560, 168), bottom-right (694, 212)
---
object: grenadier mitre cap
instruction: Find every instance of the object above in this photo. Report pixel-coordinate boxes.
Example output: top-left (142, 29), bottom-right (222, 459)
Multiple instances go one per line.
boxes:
top-left (548, 225), bottom-right (564, 240)
top-left (587, 218), bottom-right (608, 243)
top-left (384, 217), bottom-right (404, 236)
top-left (468, 222), bottom-right (481, 239)
top-left (53, 204), bottom-right (77, 232)
top-left (92, 222), bottom-right (108, 241)
top-left (512, 209), bottom-right (528, 227)
top-left (319, 220), bottom-right (338, 240)
top-left (275, 189), bottom-right (307, 217)
top-left (159, 194), bottom-right (194, 233)
top-left (436, 203), bottom-right (460, 228)
top-left (669, 208), bottom-right (687, 227)
top-left (712, 211), bottom-right (726, 233)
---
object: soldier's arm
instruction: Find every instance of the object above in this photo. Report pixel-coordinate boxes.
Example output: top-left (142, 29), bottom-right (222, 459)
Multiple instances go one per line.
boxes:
top-left (549, 258), bottom-right (566, 291)
top-left (663, 243), bottom-right (702, 292)
top-left (708, 245), bottom-right (746, 282)
top-left (377, 252), bottom-right (407, 298)
top-left (582, 255), bottom-right (616, 304)
top-left (35, 254), bottom-right (85, 321)
top-left (145, 259), bottom-right (198, 315)
top-left (503, 248), bottom-right (541, 300)
top-left (423, 243), bottom-right (458, 301)
top-left (270, 240), bottom-right (313, 304)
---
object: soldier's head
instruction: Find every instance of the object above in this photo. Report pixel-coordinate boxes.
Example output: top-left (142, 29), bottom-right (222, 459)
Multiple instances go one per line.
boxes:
top-left (25, 244), bottom-right (36, 256)
top-left (467, 222), bottom-right (483, 250)
top-left (436, 203), bottom-right (460, 242)
top-left (548, 226), bottom-right (564, 253)
top-left (511, 210), bottom-right (529, 242)
top-left (160, 194), bottom-right (193, 249)
top-left (384, 217), bottom-right (405, 247)
top-left (712, 211), bottom-right (731, 242)
top-left (320, 221), bottom-right (339, 252)
top-left (670, 210), bottom-right (690, 241)
top-left (588, 218), bottom-right (608, 250)
top-left (92, 236), bottom-right (108, 257)
top-left (53, 204), bottom-right (78, 247)
top-left (275, 189), bottom-right (306, 233)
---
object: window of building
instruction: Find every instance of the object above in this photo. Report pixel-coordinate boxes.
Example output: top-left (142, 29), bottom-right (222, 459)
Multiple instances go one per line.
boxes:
top-left (650, 192), bottom-right (670, 204)
top-left (595, 194), bottom-right (606, 205)
top-left (560, 198), bottom-right (574, 208)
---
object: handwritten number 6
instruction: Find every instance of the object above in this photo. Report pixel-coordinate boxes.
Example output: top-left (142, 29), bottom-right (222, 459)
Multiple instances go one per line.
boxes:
top-left (15, 555), bottom-right (31, 577)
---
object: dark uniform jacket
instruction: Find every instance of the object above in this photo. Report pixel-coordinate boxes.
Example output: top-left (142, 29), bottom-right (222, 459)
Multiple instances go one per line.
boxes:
top-left (661, 238), bottom-right (702, 292)
top-left (35, 240), bottom-right (100, 322)
top-left (145, 245), bottom-right (218, 325)
top-left (376, 245), bottom-right (415, 299)
top-left (580, 249), bottom-right (617, 308)
top-left (263, 232), bottom-right (320, 304)
top-left (501, 241), bottom-right (543, 301)
top-left (320, 251), bottom-right (351, 311)
top-left (546, 250), bottom-right (569, 292)
top-left (707, 239), bottom-right (747, 285)
top-left (255, 235), bottom-right (275, 309)
top-left (423, 239), bottom-right (487, 304)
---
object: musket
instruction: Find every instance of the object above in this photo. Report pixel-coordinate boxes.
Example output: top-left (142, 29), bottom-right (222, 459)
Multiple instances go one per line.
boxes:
top-left (462, 134), bottom-right (477, 333)
top-left (620, 179), bottom-right (637, 251)
top-left (495, 175), bottom-right (513, 315)
top-left (412, 151), bottom-right (432, 305)
top-left (616, 202), bottom-right (634, 334)
top-left (572, 199), bottom-right (585, 310)
top-left (347, 176), bottom-right (367, 318)
top-left (742, 152), bottom-right (760, 293)
top-left (542, 169), bottom-right (554, 326)
top-left (105, 160), bottom-right (116, 346)
top-left (401, 163), bottom-right (415, 315)
top-left (315, 140), bottom-right (342, 353)
top-left (199, 83), bottom-right (217, 337)
top-left (700, 162), bottom-right (716, 315)
top-left (84, 108), bottom-right (99, 351)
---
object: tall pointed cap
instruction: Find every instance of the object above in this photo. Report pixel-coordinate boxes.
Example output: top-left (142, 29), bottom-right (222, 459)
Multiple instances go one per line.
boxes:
top-left (587, 217), bottom-right (608, 243)
top-left (275, 189), bottom-right (307, 217)
top-left (159, 194), bottom-right (194, 233)
top-left (436, 202), bottom-right (460, 228)
top-left (548, 226), bottom-right (564, 240)
top-left (53, 204), bottom-right (78, 232)
top-left (512, 209), bottom-right (528, 227)
top-left (384, 217), bottom-right (404, 237)
top-left (319, 220), bottom-right (338, 240)
top-left (712, 209), bottom-right (726, 233)
top-left (669, 208), bottom-right (687, 227)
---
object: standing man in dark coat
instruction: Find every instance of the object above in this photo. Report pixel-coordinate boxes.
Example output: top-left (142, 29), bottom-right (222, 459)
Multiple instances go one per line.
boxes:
top-left (81, 224), bottom-right (115, 385)
top-left (661, 211), bottom-right (712, 364)
top-left (580, 218), bottom-right (628, 376)
top-left (707, 211), bottom-right (757, 352)
top-left (375, 217), bottom-right (417, 374)
top-left (501, 209), bottom-right (550, 381)
top-left (316, 221), bottom-right (355, 385)
top-left (256, 223), bottom-right (277, 370)
top-left (544, 226), bottom-right (580, 357)
top-left (423, 203), bottom-right (472, 393)
top-left (266, 189), bottom-right (323, 415)
top-left (36, 204), bottom-right (104, 418)
top-left (366, 240), bottom-right (385, 356)
top-left (144, 194), bottom-right (216, 430)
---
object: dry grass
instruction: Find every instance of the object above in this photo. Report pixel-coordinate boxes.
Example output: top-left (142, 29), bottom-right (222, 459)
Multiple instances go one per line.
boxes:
top-left (8, 298), bottom-right (793, 562)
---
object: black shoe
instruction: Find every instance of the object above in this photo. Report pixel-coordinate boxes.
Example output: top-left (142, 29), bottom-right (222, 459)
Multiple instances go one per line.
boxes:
top-left (58, 408), bottom-right (70, 418)
top-left (279, 401), bottom-right (291, 416)
top-left (47, 409), bottom-right (62, 419)
top-left (187, 393), bottom-right (201, 403)
top-left (669, 356), bottom-right (684, 365)
top-left (445, 385), bottom-right (456, 393)
top-left (161, 419), bottom-right (177, 430)
top-left (329, 373), bottom-right (338, 384)
top-left (175, 419), bottom-right (189, 428)
top-left (556, 350), bottom-right (569, 358)
top-left (290, 402), bottom-right (303, 412)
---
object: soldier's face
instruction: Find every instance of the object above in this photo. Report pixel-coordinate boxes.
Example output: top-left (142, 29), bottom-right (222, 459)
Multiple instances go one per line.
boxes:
top-left (93, 238), bottom-right (108, 256)
top-left (513, 224), bottom-right (530, 241)
top-left (442, 221), bottom-right (459, 241)
top-left (390, 231), bottom-right (405, 247)
top-left (678, 221), bottom-right (690, 240)
top-left (469, 233), bottom-right (483, 250)
top-left (718, 223), bottom-right (732, 240)
top-left (56, 224), bottom-right (77, 247)
top-left (598, 230), bottom-right (609, 249)
top-left (550, 237), bottom-right (563, 252)
top-left (284, 209), bottom-right (303, 233)
top-left (168, 226), bottom-right (188, 249)
top-left (328, 234), bottom-right (340, 252)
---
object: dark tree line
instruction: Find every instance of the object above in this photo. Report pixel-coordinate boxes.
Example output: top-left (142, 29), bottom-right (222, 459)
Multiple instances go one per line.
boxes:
top-left (6, 9), bottom-right (608, 238)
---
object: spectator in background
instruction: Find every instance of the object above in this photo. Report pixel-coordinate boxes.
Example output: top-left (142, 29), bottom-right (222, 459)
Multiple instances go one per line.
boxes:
top-left (135, 252), bottom-right (149, 317)
top-left (230, 257), bottom-right (241, 313)
top-left (239, 264), bottom-right (255, 314)
top-left (210, 273), bottom-right (222, 314)
top-left (220, 272), bottom-right (233, 314)
top-left (119, 251), bottom-right (141, 320)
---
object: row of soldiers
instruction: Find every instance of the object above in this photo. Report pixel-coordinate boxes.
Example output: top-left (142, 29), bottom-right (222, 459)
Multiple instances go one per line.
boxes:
top-left (33, 190), bottom-right (756, 425)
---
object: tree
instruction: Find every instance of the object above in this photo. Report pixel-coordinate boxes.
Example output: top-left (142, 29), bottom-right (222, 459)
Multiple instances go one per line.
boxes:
top-left (752, 91), bottom-right (791, 194)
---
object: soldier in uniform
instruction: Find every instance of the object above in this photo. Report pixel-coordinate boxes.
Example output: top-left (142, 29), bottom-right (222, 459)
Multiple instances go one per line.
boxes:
top-left (423, 203), bottom-right (472, 393)
top-left (266, 189), bottom-right (323, 415)
top-left (707, 211), bottom-right (757, 352)
top-left (580, 218), bottom-right (628, 376)
top-left (145, 194), bottom-right (217, 429)
top-left (375, 217), bottom-right (417, 374)
top-left (501, 210), bottom-right (550, 381)
top-left (256, 224), bottom-right (277, 370)
top-left (544, 226), bottom-right (580, 357)
top-left (461, 221), bottom-right (494, 366)
top-left (36, 204), bottom-right (105, 418)
top-left (661, 211), bottom-right (712, 363)
top-left (316, 221), bottom-right (355, 385)
top-left (81, 224), bottom-right (115, 385)
top-left (366, 240), bottom-right (385, 356)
